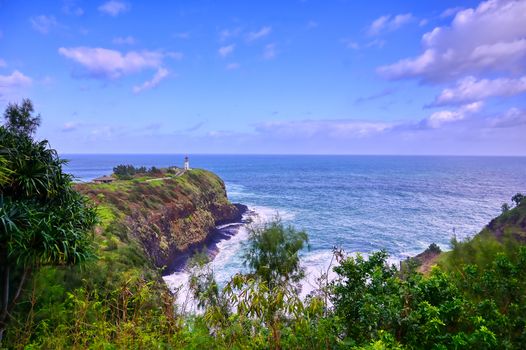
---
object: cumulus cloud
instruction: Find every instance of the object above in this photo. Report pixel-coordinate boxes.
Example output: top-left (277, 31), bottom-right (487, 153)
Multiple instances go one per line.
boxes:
top-left (133, 67), bottom-right (169, 93)
top-left (433, 76), bottom-right (526, 105)
top-left (440, 7), bottom-right (464, 18)
top-left (246, 26), bottom-right (272, 41)
top-left (263, 44), bottom-right (277, 60)
top-left (0, 70), bottom-right (32, 99)
top-left (113, 36), bottom-right (136, 45)
top-left (58, 47), bottom-right (164, 79)
top-left (218, 44), bottom-right (235, 58)
top-left (367, 13), bottom-right (413, 36)
top-left (378, 0), bottom-right (526, 82)
top-left (255, 119), bottom-right (392, 138)
top-left (98, 0), bottom-right (129, 16)
top-left (30, 15), bottom-right (58, 34)
top-left (490, 107), bottom-right (526, 128)
top-left (424, 101), bottom-right (483, 128)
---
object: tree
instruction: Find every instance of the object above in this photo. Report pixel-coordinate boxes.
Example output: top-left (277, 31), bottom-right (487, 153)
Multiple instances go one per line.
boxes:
top-left (232, 219), bottom-right (309, 349)
top-left (244, 218), bottom-right (309, 290)
top-left (511, 193), bottom-right (524, 207)
top-left (501, 202), bottom-right (510, 213)
top-left (3, 99), bottom-right (41, 136)
top-left (0, 100), bottom-right (96, 343)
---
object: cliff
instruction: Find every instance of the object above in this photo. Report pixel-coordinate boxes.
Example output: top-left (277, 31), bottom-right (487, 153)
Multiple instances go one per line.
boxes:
top-left (410, 198), bottom-right (526, 274)
top-left (76, 169), bottom-right (246, 270)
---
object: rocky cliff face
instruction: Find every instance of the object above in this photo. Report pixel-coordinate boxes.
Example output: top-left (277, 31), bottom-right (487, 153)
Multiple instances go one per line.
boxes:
top-left (77, 169), bottom-right (246, 269)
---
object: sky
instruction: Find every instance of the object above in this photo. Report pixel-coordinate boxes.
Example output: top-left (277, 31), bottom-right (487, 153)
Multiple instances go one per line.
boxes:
top-left (1, 0), bottom-right (525, 155)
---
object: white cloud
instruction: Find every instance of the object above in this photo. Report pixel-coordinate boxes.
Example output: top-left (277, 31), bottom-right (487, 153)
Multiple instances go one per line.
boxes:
top-left (62, 0), bottom-right (84, 16)
top-left (263, 44), bottom-right (277, 60)
top-left (490, 107), bottom-right (526, 128)
top-left (133, 67), bottom-right (169, 93)
top-left (30, 15), bottom-right (58, 34)
top-left (425, 101), bottom-right (483, 128)
top-left (62, 122), bottom-right (80, 132)
top-left (434, 76), bottom-right (526, 105)
top-left (255, 119), bottom-right (391, 138)
top-left (218, 44), bottom-right (235, 58)
top-left (219, 28), bottom-right (241, 41)
top-left (0, 58), bottom-right (6, 68)
top-left (367, 13), bottom-right (413, 36)
top-left (344, 39), bottom-right (360, 49)
top-left (98, 1), bottom-right (129, 16)
top-left (378, 0), bottom-right (526, 82)
top-left (58, 47), bottom-right (163, 79)
top-left (226, 63), bottom-right (240, 70)
top-left (247, 26), bottom-right (272, 41)
top-left (440, 7), bottom-right (464, 18)
top-left (0, 70), bottom-right (32, 98)
top-left (113, 36), bottom-right (135, 45)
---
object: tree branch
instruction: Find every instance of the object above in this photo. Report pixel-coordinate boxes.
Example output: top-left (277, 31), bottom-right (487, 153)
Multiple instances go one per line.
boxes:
top-left (8, 267), bottom-right (31, 316)
top-left (1, 266), bottom-right (9, 323)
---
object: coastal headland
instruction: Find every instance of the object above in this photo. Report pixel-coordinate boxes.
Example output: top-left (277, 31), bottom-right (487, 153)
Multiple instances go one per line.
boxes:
top-left (76, 168), bottom-right (248, 272)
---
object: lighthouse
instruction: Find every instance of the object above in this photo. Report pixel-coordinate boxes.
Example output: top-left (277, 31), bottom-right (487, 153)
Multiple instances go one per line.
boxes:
top-left (184, 156), bottom-right (190, 171)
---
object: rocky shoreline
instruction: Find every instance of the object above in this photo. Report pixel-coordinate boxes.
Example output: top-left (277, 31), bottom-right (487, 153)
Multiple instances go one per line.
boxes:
top-left (163, 203), bottom-right (252, 274)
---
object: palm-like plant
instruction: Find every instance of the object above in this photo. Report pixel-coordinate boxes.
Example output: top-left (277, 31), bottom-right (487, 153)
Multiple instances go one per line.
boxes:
top-left (0, 101), bottom-right (97, 343)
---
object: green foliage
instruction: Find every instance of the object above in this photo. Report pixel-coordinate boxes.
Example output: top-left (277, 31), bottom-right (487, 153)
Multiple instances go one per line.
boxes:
top-left (3, 98), bottom-right (41, 136)
top-left (244, 218), bottom-right (309, 290)
top-left (511, 193), bottom-right (524, 207)
top-left (428, 242), bottom-right (442, 254)
top-left (3, 141), bottom-right (526, 350)
top-left (332, 251), bottom-right (402, 345)
top-left (0, 100), bottom-right (97, 343)
top-left (112, 164), bottom-right (171, 180)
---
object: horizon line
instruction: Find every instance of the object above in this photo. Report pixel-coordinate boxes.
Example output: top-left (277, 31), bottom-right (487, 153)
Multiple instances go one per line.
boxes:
top-left (59, 152), bottom-right (526, 157)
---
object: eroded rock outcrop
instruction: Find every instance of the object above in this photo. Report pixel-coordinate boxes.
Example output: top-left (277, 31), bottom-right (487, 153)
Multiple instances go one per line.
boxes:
top-left (77, 169), bottom-right (246, 269)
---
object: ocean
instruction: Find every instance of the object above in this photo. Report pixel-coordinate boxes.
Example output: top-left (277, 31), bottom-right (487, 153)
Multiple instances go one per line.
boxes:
top-left (63, 154), bottom-right (526, 302)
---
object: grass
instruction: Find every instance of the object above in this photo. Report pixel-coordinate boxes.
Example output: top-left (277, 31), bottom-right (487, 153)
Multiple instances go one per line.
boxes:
top-left (97, 205), bottom-right (116, 229)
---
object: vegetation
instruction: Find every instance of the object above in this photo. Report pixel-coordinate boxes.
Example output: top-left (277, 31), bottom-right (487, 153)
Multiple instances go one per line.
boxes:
top-left (3, 100), bottom-right (526, 349)
top-left (112, 164), bottom-right (170, 180)
top-left (0, 100), bottom-right (97, 343)
top-left (5, 199), bottom-right (526, 349)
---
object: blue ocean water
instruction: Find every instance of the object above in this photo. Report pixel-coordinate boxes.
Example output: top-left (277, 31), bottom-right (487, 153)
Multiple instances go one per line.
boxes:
top-left (63, 154), bottom-right (526, 289)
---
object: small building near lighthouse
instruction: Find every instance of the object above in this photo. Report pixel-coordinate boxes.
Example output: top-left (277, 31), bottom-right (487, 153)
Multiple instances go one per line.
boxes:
top-left (93, 175), bottom-right (115, 184)
top-left (184, 156), bottom-right (190, 171)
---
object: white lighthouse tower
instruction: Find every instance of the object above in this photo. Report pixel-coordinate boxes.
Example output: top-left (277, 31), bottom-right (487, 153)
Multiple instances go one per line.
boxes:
top-left (184, 156), bottom-right (190, 171)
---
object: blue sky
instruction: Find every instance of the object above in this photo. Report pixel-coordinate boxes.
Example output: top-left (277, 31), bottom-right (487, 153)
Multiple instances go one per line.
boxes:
top-left (1, 0), bottom-right (525, 155)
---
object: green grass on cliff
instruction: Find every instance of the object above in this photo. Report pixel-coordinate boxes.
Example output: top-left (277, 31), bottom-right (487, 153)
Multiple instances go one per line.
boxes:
top-left (438, 199), bottom-right (526, 272)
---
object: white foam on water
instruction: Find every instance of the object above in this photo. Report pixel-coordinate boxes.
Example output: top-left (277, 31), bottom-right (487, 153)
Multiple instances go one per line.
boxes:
top-left (250, 204), bottom-right (296, 221)
top-left (162, 204), bottom-right (295, 313)
top-left (163, 204), bottom-right (402, 313)
top-left (298, 250), bottom-right (402, 300)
